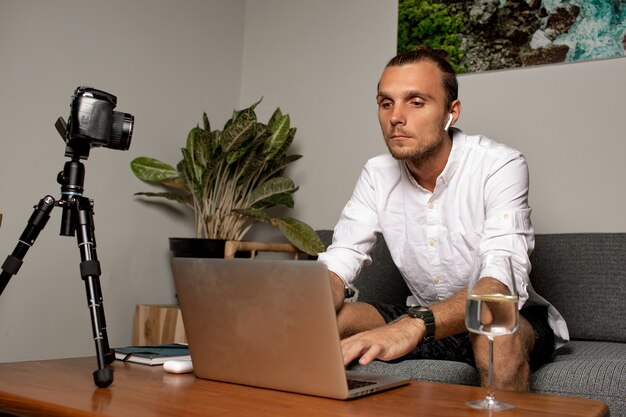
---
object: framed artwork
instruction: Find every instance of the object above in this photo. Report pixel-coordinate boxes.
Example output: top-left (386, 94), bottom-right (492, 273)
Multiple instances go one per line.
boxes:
top-left (398, 0), bottom-right (626, 74)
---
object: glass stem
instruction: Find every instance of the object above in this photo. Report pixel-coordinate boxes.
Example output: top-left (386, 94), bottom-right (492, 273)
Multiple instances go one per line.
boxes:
top-left (486, 336), bottom-right (495, 403)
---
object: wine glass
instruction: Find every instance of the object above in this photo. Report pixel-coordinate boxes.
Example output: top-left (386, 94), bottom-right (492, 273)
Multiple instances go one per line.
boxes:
top-left (465, 253), bottom-right (519, 411)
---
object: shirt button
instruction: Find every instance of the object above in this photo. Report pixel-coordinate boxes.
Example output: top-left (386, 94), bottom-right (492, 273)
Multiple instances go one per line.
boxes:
top-left (502, 212), bottom-right (510, 219)
top-left (427, 202), bottom-right (435, 209)
top-left (433, 276), bottom-right (441, 284)
top-left (429, 239), bottom-right (437, 247)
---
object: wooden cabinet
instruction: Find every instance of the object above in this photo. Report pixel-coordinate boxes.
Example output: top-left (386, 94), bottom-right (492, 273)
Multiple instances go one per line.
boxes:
top-left (133, 304), bottom-right (187, 345)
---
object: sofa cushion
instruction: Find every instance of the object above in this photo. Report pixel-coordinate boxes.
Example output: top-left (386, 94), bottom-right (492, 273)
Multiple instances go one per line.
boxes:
top-left (531, 341), bottom-right (626, 415)
top-left (530, 233), bottom-right (626, 343)
top-left (351, 359), bottom-right (479, 386)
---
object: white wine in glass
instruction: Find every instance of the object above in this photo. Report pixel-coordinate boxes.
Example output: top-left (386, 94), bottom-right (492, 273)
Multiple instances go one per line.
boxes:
top-left (465, 254), bottom-right (519, 411)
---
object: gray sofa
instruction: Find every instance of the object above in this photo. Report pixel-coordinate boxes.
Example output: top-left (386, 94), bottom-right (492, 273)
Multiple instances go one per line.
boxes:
top-left (318, 231), bottom-right (626, 416)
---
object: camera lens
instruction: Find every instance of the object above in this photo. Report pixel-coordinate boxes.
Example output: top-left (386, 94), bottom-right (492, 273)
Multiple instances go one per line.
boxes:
top-left (109, 112), bottom-right (134, 151)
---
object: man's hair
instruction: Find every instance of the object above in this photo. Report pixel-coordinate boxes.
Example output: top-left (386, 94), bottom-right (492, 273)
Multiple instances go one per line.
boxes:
top-left (385, 46), bottom-right (458, 108)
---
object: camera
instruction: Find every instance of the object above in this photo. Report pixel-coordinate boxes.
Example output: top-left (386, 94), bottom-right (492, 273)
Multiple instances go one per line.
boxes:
top-left (58, 86), bottom-right (134, 158)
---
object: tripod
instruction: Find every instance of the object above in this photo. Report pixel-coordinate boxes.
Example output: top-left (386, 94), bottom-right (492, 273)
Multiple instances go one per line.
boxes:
top-left (0, 155), bottom-right (115, 388)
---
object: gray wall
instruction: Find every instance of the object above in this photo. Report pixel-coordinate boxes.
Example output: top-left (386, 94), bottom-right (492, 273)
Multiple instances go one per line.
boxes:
top-left (239, 0), bottom-right (396, 242)
top-left (1, 0), bottom-right (625, 362)
top-left (0, 0), bottom-right (247, 361)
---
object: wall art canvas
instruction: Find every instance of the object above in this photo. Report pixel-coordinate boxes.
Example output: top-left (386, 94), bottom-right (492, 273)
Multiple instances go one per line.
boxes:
top-left (398, 0), bottom-right (626, 73)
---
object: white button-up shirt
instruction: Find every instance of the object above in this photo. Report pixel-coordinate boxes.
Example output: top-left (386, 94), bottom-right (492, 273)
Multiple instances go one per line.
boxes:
top-left (318, 128), bottom-right (568, 347)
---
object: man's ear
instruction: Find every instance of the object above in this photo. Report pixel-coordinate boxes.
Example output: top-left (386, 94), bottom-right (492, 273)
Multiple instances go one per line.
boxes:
top-left (447, 99), bottom-right (461, 129)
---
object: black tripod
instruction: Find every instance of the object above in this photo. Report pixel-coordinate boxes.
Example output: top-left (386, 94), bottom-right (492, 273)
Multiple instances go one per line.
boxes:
top-left (0, 154), bottom-right (115, 388)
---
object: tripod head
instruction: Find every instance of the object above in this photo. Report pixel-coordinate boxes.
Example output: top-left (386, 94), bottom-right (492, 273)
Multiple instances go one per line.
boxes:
top-left (55, 157), bottom-right (85, 237)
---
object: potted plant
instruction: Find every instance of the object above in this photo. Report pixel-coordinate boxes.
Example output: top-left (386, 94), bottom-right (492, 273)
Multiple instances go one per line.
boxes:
top-left (130, 99), bottom-right (324, 257)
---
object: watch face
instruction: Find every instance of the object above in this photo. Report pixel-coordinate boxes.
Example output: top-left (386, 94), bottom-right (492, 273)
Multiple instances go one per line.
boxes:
top-left (408, 306), bottom-right (431, 315)
top-left (408, 306), bottom-right (431, 317)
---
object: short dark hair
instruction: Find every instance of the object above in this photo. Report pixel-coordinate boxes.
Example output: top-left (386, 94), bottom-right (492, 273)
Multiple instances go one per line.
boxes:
top-left (385, 46), bottom-right (458, 108)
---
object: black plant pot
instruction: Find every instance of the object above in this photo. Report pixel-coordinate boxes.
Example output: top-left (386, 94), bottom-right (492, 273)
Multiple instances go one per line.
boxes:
top-left (169, 238), bottom-right (251, 258)
top-left (169, 238), bottom-right (227, 258)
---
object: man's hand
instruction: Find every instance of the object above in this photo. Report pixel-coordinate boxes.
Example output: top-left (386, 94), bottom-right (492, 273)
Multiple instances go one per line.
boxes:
top-left (340, 316), bottom-right (425, 366)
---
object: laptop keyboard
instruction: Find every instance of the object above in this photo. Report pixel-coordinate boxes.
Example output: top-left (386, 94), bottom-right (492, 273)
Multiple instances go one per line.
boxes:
top-left (347, 378), bottom-right (377, 390)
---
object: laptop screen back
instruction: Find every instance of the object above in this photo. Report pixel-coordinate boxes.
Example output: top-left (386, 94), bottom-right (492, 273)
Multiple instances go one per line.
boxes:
top-left (171, 258), bottom-right (352, 398)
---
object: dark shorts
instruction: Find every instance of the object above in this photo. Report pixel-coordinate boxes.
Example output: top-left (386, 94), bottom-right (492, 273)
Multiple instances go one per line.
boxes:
top-left (373, 303), bottom-right (555, 371)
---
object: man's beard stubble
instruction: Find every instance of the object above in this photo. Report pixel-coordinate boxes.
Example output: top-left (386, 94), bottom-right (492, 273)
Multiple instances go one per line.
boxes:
top-left (385, 128), bottom-right (446, 165)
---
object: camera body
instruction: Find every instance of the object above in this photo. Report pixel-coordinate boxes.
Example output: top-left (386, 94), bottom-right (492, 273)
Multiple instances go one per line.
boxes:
top-left (64, 86), bottom-right (134, 157)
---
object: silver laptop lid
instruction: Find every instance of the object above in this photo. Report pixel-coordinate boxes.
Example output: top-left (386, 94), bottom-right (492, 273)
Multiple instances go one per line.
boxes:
top-left (171, 258), bottom-right (352, 398)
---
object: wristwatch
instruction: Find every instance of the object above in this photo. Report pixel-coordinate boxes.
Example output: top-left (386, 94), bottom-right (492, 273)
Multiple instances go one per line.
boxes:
top-left (407, 306), bottom-right (436, 343)
top-left (344, 286), bottom-right (355, 299)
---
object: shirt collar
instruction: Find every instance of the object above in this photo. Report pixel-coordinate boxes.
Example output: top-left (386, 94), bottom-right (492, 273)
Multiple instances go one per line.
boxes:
top-left (401, 128), bottom-right (466, 188)
top-left (439, 127), bottom-right (465, 185)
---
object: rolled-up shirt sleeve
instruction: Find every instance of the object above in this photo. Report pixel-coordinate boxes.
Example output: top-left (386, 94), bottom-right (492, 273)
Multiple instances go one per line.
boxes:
top-left (317, 164), bottom-right (382, 286)
top-left (479, 152), bottom-right (535, 309)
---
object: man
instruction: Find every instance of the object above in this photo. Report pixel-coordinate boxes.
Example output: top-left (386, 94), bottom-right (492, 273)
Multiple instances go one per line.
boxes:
top-left (317, 46), bottom-right (568, 391)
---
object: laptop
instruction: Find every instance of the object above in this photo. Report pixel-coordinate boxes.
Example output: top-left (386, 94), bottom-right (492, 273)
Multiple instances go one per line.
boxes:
top-left (171, 257), bottom-right (409, 399)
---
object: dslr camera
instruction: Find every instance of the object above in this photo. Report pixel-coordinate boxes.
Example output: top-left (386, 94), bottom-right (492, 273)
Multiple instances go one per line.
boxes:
top-left (57, 86), bottom-right (134, 158)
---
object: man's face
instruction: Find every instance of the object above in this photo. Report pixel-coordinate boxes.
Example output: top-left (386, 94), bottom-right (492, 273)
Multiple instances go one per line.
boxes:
top-left (376, 61), bottom-right (451, 162)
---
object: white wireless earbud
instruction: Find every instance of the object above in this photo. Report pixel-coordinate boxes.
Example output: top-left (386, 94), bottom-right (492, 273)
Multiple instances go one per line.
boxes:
top-left (444, 114), bottom-right (454, 131)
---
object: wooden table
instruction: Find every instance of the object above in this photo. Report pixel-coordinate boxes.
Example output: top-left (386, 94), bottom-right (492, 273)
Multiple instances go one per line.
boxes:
top-left (0, 357), bottom-right (608, 417)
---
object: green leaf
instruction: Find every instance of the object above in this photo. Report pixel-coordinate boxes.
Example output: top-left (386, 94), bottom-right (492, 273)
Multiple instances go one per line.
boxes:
top-left (161, 177), bottom-right (188, 190)
top-left (267, 107), bottom-right (283, 131)
top-left (176, 159), bottom-right (191, 189)
top-left (177, 157), bottom-right (202, 202)
top-left (248, 177), bottom-right (297, 207)
top-left (236, 152), bottom-right (265, 187)
top-left (277, 218), bottom-right (325, 256)
top-left (221, 100), bottom-right (262, 154)
top-left (134, 191), bottom-right (190, 204)
top-left (263, 154), bottom-right (302, 179)
top-left (186, 126), bottom-right (198, 156)
top-left (225, 126), bottom-right (266, 165)
top-left (273, 127), bottom-right (296, 159)
top-left (205, 129), bottom-right (222, 173)
top-left (182, 133), bottom-right (204, 188)
top-left (232, 208), bottom-right (273, 224)
top-left (202, 112), bottom-right (211, 132)
top-left (225, 143), bottom-right (249, 165)
top-left (130, 157), bottom-right (178, 183)
top-left (193, 128), bottom-right (209, 168)
top-left (252, 193), bottom-right (294, 209)
top-left (263, 114), bottom-right (290, 160)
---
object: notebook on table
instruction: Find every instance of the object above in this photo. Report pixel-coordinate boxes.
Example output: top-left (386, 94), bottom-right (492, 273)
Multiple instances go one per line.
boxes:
top-left (171, 257), bottom-right (409, 399)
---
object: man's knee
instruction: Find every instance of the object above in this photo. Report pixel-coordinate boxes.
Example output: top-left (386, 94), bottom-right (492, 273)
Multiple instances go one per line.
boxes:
top-left (470, 318), bottom-right (535, 391)
top-left (337, 302), bottom-right (386, 339)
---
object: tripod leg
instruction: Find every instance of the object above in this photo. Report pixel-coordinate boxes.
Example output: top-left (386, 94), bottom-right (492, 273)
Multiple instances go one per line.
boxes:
top-left (0, 196), bottom-right (55, 296)
top-left (74, 197), bottom-right (114, 388)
